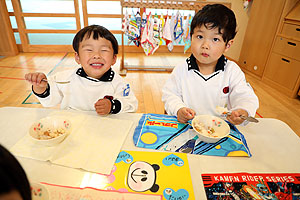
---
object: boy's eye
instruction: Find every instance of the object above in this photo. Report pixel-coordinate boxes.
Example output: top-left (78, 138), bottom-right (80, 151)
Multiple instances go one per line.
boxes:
top-left (101, 48), bottom-right (110, 52)
top-left (196, 35), bottom-right (203, 39)
top-left (213, 38), bottom-right (220, 42)
top-left (84, 49), bottom-right (93, 52)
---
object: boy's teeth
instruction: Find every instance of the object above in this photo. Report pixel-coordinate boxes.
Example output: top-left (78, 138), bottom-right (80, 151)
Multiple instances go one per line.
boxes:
top-left (91, 63), bottom-right (103, 66)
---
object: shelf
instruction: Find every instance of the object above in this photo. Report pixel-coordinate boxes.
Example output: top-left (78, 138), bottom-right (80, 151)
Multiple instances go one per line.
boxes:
top-left (285, 1), bottom-right (300, 22)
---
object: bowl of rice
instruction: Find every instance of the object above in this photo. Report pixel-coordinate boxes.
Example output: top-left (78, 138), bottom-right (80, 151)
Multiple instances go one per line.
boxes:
top-left (192, 115), bottom-right (230, 143)
top-left (29, 116), bottom-right (71, 146)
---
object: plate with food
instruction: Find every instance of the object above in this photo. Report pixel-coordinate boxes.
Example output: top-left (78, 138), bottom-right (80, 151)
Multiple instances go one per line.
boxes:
top-left (191, 115), bottom-right (230, 143)
top-left (29, 116), bottom-right (71, 146)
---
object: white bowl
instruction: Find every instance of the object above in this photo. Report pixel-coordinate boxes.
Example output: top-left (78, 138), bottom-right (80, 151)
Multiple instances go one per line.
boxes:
top-left (29, 116), bottom-right (71, 146)
top-left (31, 182), bottom-right (49, 200)
top-left (192, 115), bottom-right (230, 143)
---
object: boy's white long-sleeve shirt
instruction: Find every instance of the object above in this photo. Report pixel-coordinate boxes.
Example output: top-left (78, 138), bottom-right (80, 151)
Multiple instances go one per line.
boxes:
top-left (162, 55), bottom-right (259, 118)
top-left (34, 68), bottom-right (138, 113)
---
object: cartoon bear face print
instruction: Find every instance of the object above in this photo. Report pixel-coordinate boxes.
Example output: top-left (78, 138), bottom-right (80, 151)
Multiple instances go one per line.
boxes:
top-left (127, 161), bottom-right (160, 192)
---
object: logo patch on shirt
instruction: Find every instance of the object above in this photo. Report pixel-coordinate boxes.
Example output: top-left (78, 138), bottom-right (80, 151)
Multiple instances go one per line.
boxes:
top-left (223, 86), bottom-right (229, 94)
top-left (123, 84), bottom-right (130, 96)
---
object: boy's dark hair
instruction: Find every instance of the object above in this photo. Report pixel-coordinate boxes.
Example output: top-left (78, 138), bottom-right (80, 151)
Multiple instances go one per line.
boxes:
top-left (191, 4), bottom-right (237, 43)
top-left (0, 144), bottom-right (31, 200)
top-left (73, 24), bottom-right (118, 55)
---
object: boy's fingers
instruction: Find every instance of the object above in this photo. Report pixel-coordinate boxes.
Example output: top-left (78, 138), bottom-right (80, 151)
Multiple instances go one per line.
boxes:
top-left (24, 74), bottom-right (29, 81)
top-left (177, 114), bottom-right (185, 123)
top-left (227, 115), bottom-right (244, 125)
top-left (34, 74), bottom-right (42, 84)
top-left (179, 115), bottom-right (189, 123)
top-left (186, 112), bottom-right (192, 117)
top-left (37, 75), bottom-right (44, 83)
top-left (185, 111), bottom-right (194, 120)
top-left (95, 103), bottom-right (105, 108)
top-left (95, 105), bottom-right (110, 115)
top-left (37, 73), bottom-right (46, 83)
top-left (25, 73), bottom-right (33, 82)
top-left (31, 75), bottom-right (37, 84)
top-left (226, 116), bottom-right (236, 125)
top-left (189, 111), bottom-right (195, 118)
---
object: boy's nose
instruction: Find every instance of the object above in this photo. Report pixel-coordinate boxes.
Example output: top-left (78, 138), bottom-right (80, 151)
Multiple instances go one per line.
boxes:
top-left (201, 40), bottom-right (209, 49)
top-left (93, 53), bottom-right (101, 59)
top-left (201, 43), bottom-right (209, 49)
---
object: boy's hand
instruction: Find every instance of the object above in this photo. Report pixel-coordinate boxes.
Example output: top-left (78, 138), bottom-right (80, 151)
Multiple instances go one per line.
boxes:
top-left (24, 72), bottom-right (48, 94)
top-left (226, 109), bottom-right (249, 125)
top-left (177, 107), bottom-right (195, 123)
top-left (94, 98), bottom-right (111, 115)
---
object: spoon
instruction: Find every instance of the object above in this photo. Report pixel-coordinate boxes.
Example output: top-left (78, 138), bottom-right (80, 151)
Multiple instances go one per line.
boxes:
top-left (176, 135), bottom-right (199, 154)
top-left (41, 79), bottom-right (70, 84)
top-left (225, 112), bottom-right (259, 123)
top-left (239, 115), bottom-right (259, 123)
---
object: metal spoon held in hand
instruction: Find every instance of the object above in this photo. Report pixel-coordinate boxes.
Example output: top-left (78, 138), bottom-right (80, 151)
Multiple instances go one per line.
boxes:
top-left (41, 78), bottom-right (70, 84)
top-left (239, 115), bottom-right (259, 123)
top-left (226, 112), bottom-right (259, 123)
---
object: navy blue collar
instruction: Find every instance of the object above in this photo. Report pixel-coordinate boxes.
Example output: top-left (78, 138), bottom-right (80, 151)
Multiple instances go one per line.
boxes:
top-left (76, 68), bottom-right (114, 82)
top-left (186, 54), bottom-right (227, 72)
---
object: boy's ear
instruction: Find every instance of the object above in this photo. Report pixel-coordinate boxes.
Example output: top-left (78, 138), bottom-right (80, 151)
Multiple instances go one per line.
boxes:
top-left (224, 40), bottom-right (233, 52)
top-left (75, 52), bottom-right (81, 64)
top-left (112, 54), bottom-right (117, 65)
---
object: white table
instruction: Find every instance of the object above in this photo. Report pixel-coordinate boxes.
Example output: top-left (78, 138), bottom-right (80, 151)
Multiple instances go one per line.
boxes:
top-left (1, 107), bottom-right (300, 199)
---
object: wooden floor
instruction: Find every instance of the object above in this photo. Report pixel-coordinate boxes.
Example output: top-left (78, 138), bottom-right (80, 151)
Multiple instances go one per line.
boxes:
top-left (0, 52), bottom-right (299, 137)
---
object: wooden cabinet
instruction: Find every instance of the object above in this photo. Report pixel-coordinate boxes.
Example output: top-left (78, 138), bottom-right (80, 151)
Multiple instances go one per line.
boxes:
top-left (263, 1), bottom-right (300, 98)
top-left (282, 23), bottom-right (300, 38)
top-left (264, 52), bottom-right (300, 91)
top-left (0, 0), bottom-right (18, 56)
top-left (238, 0), bottom-right (286, 77)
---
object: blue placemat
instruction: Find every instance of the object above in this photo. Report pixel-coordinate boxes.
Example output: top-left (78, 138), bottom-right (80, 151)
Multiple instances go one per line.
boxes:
top-left (133, 113), bottom-right (251, 157)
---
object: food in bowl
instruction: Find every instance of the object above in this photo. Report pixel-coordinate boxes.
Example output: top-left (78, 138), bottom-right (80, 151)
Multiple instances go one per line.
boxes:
top-left (193, 115), bottom-right (215, 136)
top-left (192, 115), bottom-right (230, 143)
top-left (33, 127), bottom-right (66, 140)
top-left (193, 120), bottom-right (215, 136)
top-left (29, 116), bottom-right (71, 146)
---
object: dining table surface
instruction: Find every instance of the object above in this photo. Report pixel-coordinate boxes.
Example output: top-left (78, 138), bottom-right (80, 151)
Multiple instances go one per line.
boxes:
top-left (0, 106), bottom-right (300, 200)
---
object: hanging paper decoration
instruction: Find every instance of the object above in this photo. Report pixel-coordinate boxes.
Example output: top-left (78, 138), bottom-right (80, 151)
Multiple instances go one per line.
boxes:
top-left (122, 10), bottom-right (130, 35)
top-left (169, 13), bottom-right (177, 52)
top-left (127, 11), bottom-right (140, 47)
top-left (141, 12), bottom-right (155, 56)
top-left (140, 11), bottom-right (147, 40)
top-left (182, 14), bottom-right (192, 53)
top-left (152, 13), bottom-right (161, 54)
top-left (162, 13), bottom-right (173, 52)
top-left (135, 11), bottom-right (142, 46)
top-left (159, 14), bottom-right (165, 45)
top-left (122, 9), bottom-right (194, 54)
top-left (174, 11), bottom-right (183, 44)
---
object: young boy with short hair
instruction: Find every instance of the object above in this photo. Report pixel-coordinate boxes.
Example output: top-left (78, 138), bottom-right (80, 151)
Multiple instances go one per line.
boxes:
top-left (162, 4), bottom-right (259, 125)
top-left (25, 25), bottom-right (138, 115)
